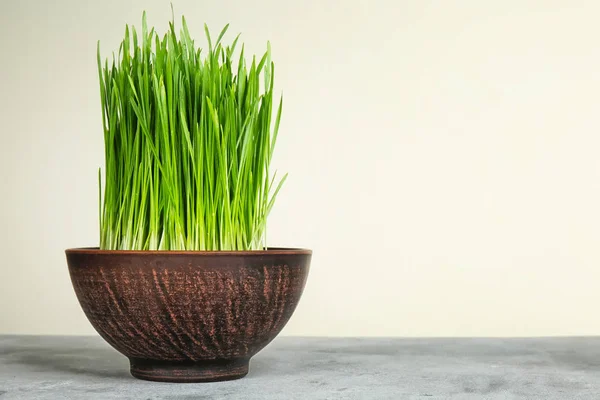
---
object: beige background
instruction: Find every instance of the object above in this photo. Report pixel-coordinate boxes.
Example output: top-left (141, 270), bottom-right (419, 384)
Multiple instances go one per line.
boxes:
top-left (1, 0), bottom-right (600, 337)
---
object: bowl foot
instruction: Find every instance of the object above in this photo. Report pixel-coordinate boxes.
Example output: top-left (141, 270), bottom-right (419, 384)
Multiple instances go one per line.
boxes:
top-left (129, 357), bottom-right (249, 383)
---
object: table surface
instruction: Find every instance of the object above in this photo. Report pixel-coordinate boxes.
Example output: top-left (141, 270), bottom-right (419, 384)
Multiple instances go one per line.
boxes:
top-left (1, 335), bottom-right (599, 399)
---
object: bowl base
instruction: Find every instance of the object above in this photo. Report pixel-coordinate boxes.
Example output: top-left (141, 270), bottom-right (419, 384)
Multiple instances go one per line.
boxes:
top-left (129, 357), bottom-right (249, 383)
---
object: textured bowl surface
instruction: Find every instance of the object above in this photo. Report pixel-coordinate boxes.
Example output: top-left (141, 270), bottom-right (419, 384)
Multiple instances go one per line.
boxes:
top-left (66, 248), bottom-right (311, 382)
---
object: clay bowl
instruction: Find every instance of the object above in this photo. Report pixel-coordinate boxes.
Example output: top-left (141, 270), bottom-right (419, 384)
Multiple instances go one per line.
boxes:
top-left (66, 248), bottom-right (311, 383)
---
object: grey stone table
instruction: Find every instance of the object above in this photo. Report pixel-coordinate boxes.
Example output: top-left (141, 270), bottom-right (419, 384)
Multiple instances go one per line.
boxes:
top-left (1, 336), bottom-right (600, 399)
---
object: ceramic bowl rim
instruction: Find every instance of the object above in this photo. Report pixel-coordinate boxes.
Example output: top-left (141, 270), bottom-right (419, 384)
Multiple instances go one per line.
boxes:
top-left (66, 247), bottom-right (312, 256)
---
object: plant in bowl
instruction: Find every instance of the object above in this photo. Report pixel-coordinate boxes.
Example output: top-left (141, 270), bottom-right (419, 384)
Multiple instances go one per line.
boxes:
top-left (66, 12), bottom-right (311, 383)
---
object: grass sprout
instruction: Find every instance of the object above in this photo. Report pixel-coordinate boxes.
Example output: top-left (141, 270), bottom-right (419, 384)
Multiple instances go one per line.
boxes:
top-left (97, 12), bottom-right (286, 251)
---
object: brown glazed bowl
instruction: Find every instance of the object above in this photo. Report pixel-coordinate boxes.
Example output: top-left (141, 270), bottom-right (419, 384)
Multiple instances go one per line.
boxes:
top-left (66, 248), bottom-right (311, 383)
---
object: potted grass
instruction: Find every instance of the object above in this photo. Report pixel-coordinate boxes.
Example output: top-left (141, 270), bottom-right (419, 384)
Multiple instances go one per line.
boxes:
top-left (66, 12), bottom-right (311, 383)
